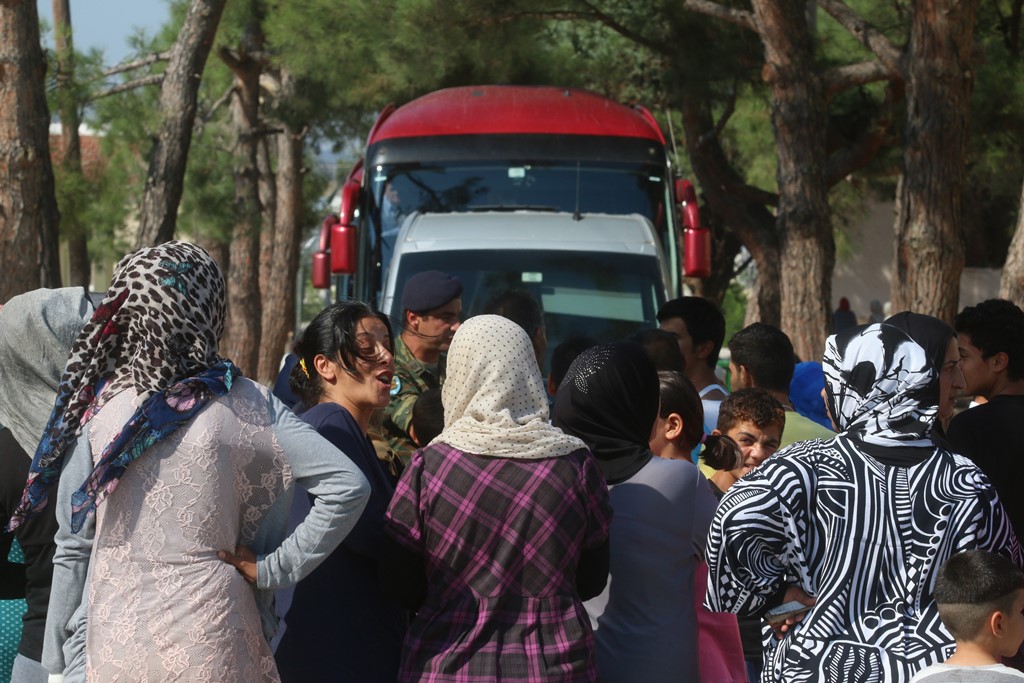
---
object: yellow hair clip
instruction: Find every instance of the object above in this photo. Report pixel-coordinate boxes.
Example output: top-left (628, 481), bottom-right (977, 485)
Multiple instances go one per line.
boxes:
top-left (299, 357), bottom-right (310, 379)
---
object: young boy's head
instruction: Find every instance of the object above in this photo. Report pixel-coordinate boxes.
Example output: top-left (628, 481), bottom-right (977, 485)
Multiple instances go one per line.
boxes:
top-left (954, 299), bottom-right (1024, 398)
top-left (409, 387), bottom-right (445, 448)
top-left (935, 550), bottom-right (1024, 658)
top-left (713, 387), bottom-right (785, 478)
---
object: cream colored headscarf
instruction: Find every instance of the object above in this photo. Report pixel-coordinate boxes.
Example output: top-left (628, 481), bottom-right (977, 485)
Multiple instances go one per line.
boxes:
top-left (435, 314), bottom-right (587, 459)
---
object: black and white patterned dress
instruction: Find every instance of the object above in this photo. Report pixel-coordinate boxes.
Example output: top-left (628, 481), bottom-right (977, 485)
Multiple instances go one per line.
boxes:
top-left (705, 323), bottom-right (1022, 683)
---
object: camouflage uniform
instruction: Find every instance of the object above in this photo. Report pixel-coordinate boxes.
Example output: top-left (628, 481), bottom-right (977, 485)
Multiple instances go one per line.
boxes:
top-left (372, 333), bottom-right (446, 464)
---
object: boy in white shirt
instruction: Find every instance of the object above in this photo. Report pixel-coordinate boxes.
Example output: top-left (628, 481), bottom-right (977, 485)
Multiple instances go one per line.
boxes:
top-left (911, 550), bottom-right (1024, 682)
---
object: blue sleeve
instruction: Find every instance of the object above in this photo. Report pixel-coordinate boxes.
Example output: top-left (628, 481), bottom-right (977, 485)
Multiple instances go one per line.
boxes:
top-left (43, 431), bottom-right (94, 678)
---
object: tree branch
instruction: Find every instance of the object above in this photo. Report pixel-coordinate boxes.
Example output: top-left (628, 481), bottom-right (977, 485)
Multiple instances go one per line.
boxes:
top-left (100, 51), bottom-right (172, 79)
top-left (823, 60), bottom-right (900, 99)
top-left (681, 0), bottom-right (757, 33)
top-left (197, 84), bottom-right (234, 124)
top-left (254, 126), bottom-right (285, 138)
top-left (195, 84), bottom-right (236, 131)
top-left (825, 125), bottom-right (889, 187)
top-left (487, 8), bottom-right (668, 53)
top-left (218, 46), bottom-right (270, 75)
top-left (824, 85), bottom-right (901, 187)
top-left (218, 45), bottom-right (243, 72)
top-left (698, 86), bottom-right (737, 148)
top-left (574, 1), bottom-right (673, 52)
top-left (89, 74), bottom-right (164, 101)
top-left (817, 0), bottom-right (904, 74)
top-left (727, 181), bottom-right (779, 207)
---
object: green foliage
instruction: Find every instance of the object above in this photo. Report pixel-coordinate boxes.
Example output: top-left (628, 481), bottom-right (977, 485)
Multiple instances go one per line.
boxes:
top-left (815, 0), bottom-right (907, 67)
top-left (721, 280), bottom-right (748, 348)
top-left (963, 3), bottom-right (1024, 266)
top-left (721, 85), bottom-right (777, 193)
top-left (38, 0), bottom-right (1024, 296)
top-left (80, 26), bottom-right (170, 260)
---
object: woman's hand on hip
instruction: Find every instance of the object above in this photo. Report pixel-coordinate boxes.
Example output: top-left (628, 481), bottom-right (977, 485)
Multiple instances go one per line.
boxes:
top-left (218, 544), bottom-right (257, 583)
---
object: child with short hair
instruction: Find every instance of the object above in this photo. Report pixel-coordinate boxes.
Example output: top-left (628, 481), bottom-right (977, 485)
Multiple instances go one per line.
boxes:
top-left (409, 387), bottom-right (444, 448)
top-left (708, 387), bottom-right (786, 497)
top-left (910, 550), bottom-right (1024, 681)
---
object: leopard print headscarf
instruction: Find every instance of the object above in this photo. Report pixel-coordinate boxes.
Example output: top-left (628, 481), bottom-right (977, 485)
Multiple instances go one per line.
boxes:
top-left (8, 241), bottom-right (234, 532)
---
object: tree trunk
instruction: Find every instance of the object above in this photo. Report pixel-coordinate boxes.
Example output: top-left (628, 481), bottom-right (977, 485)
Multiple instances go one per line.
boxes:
top-left (891, 0), bottom-right (978, 322)
top-left (0, 0), bottom-right (61, 300)
top-left (1000, 180), bottom-right (1024, 304)
top-left (135, 0), bottom-right (227, 248)
top-left (218, 42), bottom-right (263, 377)
top-left (53, 0), bottom-right (90, 287)
top-left (257, 110), bottom-right (305, 384)
top-left (679, 96), bottom-right (782, 327)
top-left (753, 0), bottom-right (833, 362)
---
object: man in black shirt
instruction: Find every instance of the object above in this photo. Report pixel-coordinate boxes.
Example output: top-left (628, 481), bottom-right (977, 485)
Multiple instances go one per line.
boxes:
top-left (947, 299), bottom-right (1024, 539)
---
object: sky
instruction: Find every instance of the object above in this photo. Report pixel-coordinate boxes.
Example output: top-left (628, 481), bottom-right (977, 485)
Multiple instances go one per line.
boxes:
top-left (36, 0), bottom-right (170, 66)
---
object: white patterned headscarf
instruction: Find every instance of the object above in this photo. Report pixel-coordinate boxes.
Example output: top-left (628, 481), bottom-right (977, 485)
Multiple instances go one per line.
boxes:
top-left (823, 323), bottom-right (938, 448)
top-left (436, 314), bottom-right (586, 459)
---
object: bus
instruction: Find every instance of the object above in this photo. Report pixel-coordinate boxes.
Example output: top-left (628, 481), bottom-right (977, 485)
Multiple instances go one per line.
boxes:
top-left (312, 85), bottom-right (710, 339)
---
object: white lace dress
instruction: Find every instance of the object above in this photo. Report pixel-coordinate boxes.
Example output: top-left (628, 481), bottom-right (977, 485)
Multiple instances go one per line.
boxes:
top-left (44, 379), bottom-right (371, 683)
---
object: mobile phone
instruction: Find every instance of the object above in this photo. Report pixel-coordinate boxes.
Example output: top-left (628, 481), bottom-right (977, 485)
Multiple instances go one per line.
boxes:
top-left (764, 600), bottom-right (811, 622)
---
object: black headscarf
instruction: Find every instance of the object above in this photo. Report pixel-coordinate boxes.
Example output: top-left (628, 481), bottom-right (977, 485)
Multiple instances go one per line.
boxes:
top-left (552, 341), bottom-right (659, 484)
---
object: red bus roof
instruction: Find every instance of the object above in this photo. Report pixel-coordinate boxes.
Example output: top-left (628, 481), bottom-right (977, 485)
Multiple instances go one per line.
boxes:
top-left (370, 86), bottom-right (665, 144)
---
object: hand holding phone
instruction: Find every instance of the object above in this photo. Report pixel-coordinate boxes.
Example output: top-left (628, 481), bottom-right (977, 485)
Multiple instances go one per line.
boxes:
top-left (764, 599), bottom-right (812, 623)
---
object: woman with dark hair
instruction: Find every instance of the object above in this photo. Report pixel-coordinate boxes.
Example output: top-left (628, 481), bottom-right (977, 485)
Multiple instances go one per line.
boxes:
top-left (705, 323), bottom-right (1020, 682)
top-left (382, 315), bottom-right (612, 682)
top-left (273, 301), bottom-right (406, 681)
top-left (10, 241), bottom-right (370, 682)
top-left (553, 343), bottom-right (718, 683)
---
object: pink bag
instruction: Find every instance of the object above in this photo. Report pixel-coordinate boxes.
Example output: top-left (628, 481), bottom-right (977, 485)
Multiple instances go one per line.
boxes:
top-left (696, 560), bottom-right (748, 683)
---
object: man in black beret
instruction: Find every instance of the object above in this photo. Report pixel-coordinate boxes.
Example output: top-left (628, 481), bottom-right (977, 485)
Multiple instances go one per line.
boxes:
top-left (378, 270), bottom-right (463, 462)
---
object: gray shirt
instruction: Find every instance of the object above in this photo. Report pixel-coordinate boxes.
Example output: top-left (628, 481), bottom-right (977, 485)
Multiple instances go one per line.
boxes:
top-left (910, 663), bottom-right (1024, 682)
top-left (584, 456), bottom-right (718, 683)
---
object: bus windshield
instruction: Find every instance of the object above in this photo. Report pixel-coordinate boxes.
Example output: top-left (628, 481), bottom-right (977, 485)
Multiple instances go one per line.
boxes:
top-left (370, 161), bottom-right (669, 243)
top-left (386, 249), bottom-right (666, 373)
top-left (374, 160), bottom-right (665, 213)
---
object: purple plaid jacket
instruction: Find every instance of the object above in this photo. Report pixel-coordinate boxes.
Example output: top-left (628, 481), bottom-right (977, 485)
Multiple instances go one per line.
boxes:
top-left (385, 443), bottom-right (612, 682)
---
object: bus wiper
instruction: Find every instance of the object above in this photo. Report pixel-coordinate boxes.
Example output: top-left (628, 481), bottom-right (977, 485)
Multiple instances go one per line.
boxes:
top-left (467, 205), bottom-right (560, 212)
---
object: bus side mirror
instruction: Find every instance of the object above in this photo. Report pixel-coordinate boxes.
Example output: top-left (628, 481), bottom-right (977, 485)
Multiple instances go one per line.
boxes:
top-left (675, 178), bottom-right (712, 278)
top-left (684, 228), bottom-right (711, 279)
top-left (338, 178), bottom-right (361, 225)
top-left (330, 221), bottom-right (357, 275)
top-left (312, 214), bottom-right (340, 289)
top-left (312, 251), bottom-right (332, 289)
